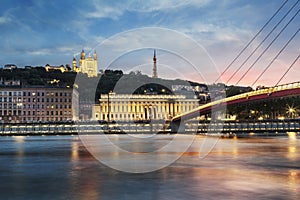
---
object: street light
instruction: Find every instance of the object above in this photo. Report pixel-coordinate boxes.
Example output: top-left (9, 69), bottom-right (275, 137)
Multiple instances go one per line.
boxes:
top-left (286, 104), bottom-right (297, 118)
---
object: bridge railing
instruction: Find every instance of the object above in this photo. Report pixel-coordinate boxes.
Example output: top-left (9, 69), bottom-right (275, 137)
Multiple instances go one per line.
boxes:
top-left (173, 81), bottom-right (300, 120)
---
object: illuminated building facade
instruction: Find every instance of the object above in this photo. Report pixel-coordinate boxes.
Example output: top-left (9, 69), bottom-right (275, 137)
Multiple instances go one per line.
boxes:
top-left (0, 87), bottom-right (79, 123)
top-left (72, 50), bottom-right (98, 77)
top-left (92, 93), bottom-right (199, 121)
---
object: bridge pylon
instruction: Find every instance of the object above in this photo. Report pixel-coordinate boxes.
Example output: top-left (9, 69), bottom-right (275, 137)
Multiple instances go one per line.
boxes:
top-left (170, 119), bottom-right (185, 133)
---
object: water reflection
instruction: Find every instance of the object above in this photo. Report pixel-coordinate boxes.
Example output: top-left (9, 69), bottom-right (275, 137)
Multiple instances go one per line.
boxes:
top-left (71, 140), bottom-right (79, 161)
top-left (288, 169), bottom-right (299, 199)
top-left (0, 135), bottom-right (299, 200)
top-left (12, 136), bottom-right (26, 163)
top-left (287, 133), bottom-right (298, 161)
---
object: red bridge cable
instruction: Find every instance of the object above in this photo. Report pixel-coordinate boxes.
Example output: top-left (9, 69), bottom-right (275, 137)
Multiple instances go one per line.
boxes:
top-left (251, 27), bottom-right (300, 87)
top-left (275, 53), bottom-right (300, 86)
top-left (226, 0), bottom-right (300, 85)
top-left (235, 7), bottom-right (300, 85)
top-left (214, 0), bottom-right (289, 83)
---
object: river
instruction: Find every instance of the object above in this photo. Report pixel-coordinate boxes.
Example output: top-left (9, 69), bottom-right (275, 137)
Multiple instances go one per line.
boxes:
top-left (0, 134), bottom-right (299, 200)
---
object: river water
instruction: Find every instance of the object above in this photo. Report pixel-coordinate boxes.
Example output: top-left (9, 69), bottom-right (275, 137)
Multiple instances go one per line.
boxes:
top-left (0, 134), bottom-right (299, 200)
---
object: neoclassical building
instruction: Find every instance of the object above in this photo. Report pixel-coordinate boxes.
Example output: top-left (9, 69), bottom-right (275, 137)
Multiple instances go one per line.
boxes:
top-left (73, 50), bottom-right (98, 77)
top-left (92, 93), bottom-right (200, 121)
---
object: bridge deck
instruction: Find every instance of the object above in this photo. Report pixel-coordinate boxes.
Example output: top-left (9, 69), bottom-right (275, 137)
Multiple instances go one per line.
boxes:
top-left (173, 82), bottom-right (300, 122)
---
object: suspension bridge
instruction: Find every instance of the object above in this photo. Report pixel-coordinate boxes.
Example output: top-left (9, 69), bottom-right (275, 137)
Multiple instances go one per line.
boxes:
top-left (171, 0), bottom-right (300, 133)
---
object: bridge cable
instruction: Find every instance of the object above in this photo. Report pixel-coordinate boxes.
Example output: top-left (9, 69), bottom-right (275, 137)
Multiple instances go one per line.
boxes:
top-left (251, 27), bottom-right (300, 87)
top-left (234, 6), bottom-right (300, 85)
top-left (225, 0), bottom-right (299, 85)
top-left (213, 0), bottom-right (289, 83)
top-left (275, 53), bottom-right (300, 86)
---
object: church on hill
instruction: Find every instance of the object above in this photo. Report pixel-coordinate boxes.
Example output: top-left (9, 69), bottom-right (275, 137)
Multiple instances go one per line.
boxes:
top-left (72, 49), bottom-right (98, 77)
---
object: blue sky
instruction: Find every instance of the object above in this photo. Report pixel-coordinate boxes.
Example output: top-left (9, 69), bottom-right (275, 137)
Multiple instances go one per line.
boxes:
top-left (0, 0), bottom-right (299, 86)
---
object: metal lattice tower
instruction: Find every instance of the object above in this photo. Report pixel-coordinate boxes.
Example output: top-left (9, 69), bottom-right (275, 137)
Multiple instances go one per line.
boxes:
top-left (152, 50), bottom-right (158, 78)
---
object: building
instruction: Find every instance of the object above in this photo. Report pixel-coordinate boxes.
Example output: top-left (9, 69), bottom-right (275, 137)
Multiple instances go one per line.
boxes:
top-left (45, 64), bottom-right (70, 73)
top-left (0, 77), bottom-right (21, 86)
top-left (72, 50), bottom-right (98, 77)
top-left (92, 93), bottom-right (199, 121)
top-left (0, 86), bottom-right (79, 123)
top-left (4, 64), bottom-right (17, 70)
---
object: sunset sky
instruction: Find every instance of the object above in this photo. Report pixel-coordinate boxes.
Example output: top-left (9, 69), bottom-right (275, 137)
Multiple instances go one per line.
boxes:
top-left (0, 0), bottom-right (299, 87)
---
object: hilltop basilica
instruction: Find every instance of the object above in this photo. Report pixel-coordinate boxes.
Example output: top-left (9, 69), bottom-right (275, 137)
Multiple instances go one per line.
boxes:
top-left (72, 50), bottom-right (98, 77)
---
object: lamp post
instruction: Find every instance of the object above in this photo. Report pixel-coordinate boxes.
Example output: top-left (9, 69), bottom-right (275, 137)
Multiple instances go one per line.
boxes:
top-left (286, 104), bottom-right (297, 119)
top-left (107, 92), bottom-right (110, 123)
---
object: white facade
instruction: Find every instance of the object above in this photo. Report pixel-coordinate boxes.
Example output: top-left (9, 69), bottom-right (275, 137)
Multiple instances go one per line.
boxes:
top-left (78, 50), bottom-right (98, 77)
top-left (92, 93), bottom-right (200, 121)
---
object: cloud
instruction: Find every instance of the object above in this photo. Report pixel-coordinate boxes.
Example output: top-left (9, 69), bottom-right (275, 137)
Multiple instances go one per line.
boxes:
top-left (83, 1), bottom-right (124, 20)
top-left (126, 0), bottom-right (212, 12)
top-left (0, 16), bottom-right (11, 24)
top-left (83, 0), bottom-right (212, 20)
top-left (86, 6), bottom-right (123, 20)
